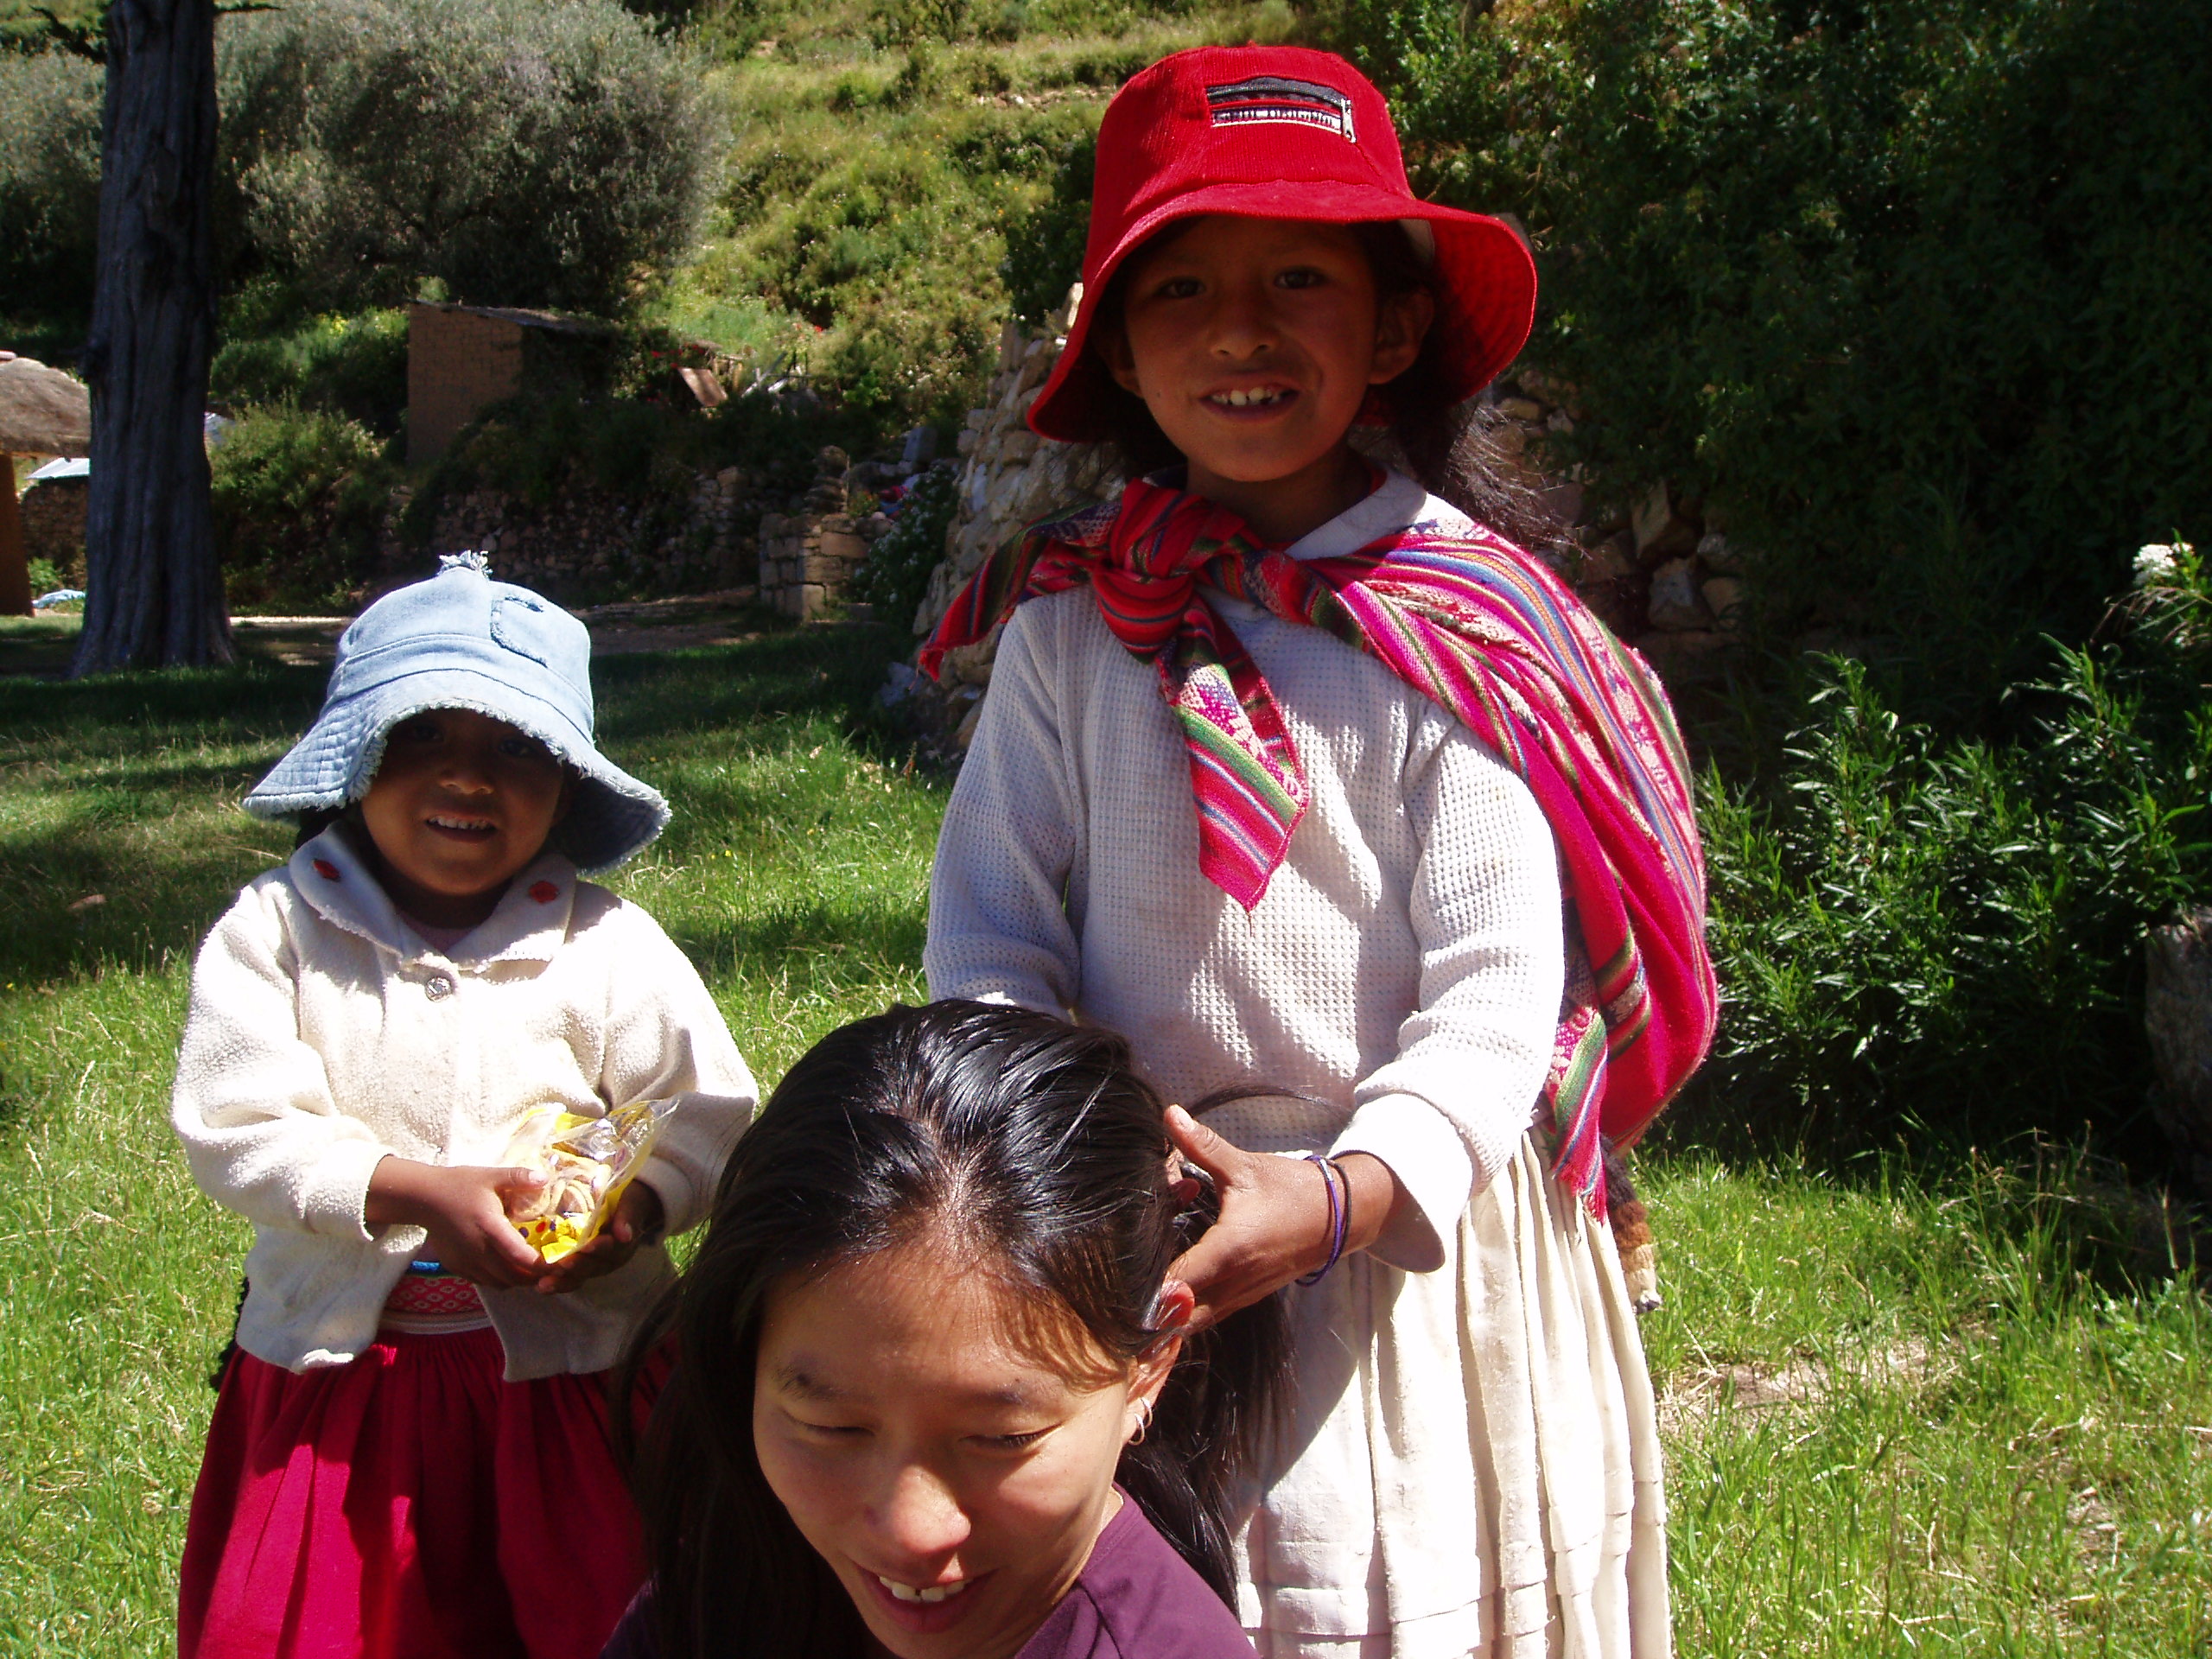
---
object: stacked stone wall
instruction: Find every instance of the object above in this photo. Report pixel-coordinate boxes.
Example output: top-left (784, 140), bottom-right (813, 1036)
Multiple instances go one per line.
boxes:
top-left (18, 477), bottom-right (86, 587)
top-left (758, 447), bottom-right (898, 620)
top-left (386, 464), bottom-right (757, 601)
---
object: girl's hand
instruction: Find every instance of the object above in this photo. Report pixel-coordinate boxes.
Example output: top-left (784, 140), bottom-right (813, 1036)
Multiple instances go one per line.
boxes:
top-left (365, 1156), bottom-right (549, 1288)
top-left (1163, 1105), bottom-right (1404, 1332)
top-left (528, 1181), bottom-right (664, 1296)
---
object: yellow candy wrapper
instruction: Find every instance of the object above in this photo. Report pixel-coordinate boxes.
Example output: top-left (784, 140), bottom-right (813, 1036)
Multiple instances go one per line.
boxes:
top-left (502, 1100), bottom-right (671, 1262)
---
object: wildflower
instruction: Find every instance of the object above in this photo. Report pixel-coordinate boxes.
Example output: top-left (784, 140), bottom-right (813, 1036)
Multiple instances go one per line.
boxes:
top-left (2133, 543), bottom-right (2183, 588)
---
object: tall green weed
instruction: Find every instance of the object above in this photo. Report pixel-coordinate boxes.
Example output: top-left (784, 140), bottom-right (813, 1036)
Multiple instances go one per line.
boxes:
top-left (207, 308), bottom-right (409, 435)
top-left (1680, 548), bottom-right (2212, 1155)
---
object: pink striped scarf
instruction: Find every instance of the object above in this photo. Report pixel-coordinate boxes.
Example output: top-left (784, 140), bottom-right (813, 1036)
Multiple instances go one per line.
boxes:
top-left (921, 476), bottom-right (1716, 1203)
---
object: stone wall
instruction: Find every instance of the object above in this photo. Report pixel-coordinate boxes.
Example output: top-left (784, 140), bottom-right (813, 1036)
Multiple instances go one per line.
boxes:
top-left (912, 289), bottom-right (1119, 641)
top-left (19, 476), bottom-right (86, 587)
top-left (390, 463), bottom-right (757, 601)
top-left (758, 446), bottom-right (896, 620)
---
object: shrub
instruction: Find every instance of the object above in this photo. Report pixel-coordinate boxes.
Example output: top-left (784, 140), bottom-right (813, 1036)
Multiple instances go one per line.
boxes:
top-left (211, 403), bottom-right (400, 612)
top-left (0, 48), bottom-right (101, 315)
top-left (1679, 547), bottom-right (2212, 1158)
top-left (217, 0), bottom-right (716, 317)
top-left (208, 308), bottom-right (409, 435)
top-left (851, 461), bottom-right (959, 629)
top-left (1000, 126), bottom-right (1094, 326)
top-left (1307, 0), bottom-right (2212, 723)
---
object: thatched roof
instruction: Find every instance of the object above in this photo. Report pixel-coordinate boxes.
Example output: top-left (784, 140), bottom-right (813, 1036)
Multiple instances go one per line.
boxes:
top-left (0, 353), bottom-right (92, 456)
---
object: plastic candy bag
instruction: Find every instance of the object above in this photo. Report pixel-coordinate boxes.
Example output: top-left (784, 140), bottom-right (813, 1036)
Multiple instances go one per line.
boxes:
top-left (502, 1100), bottom-right (671, 1263)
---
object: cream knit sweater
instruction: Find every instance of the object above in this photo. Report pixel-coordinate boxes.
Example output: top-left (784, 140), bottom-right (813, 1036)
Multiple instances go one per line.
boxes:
top-left (925, 474), bottom-right (1564, 1268)
top-left (173, 825), bottom-right (756, 1381)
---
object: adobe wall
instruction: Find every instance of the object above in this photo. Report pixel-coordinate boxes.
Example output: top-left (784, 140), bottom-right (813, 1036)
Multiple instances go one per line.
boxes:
top-left (406, 304), bottom-right (527, 467)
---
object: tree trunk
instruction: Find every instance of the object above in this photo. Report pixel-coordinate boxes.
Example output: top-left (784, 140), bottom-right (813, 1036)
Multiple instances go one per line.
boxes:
top-left (71, 0), bottom-right (231, 676)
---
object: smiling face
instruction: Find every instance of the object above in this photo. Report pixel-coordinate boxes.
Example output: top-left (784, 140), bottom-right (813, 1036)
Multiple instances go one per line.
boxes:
top-left (1098, 214), bottom-right (1433, 543)
top-left (752, 1237), bottom-right (1177, 1659)
top-left (355, 708), bottom-right (572, 927)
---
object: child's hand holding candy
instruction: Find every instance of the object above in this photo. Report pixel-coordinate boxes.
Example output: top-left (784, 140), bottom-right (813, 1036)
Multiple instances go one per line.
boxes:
top-left (528, 1180), bottom-right (664, 1295)
top-left (364, 1158), bottom-right (550, 1288)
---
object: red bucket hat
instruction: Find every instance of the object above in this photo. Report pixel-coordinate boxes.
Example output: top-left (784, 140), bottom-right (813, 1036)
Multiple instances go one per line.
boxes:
top-left (1027, 45), bottom-right (1537, 444)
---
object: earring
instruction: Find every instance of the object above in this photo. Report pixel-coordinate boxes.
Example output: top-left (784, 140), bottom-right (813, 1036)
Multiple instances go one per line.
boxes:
top-left (1127, 1397), bottom-right (1153, 1446)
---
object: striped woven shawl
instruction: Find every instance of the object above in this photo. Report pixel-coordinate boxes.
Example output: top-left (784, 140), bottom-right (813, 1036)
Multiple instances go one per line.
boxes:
top-left (920, 476), bottom-right (1716, 1207)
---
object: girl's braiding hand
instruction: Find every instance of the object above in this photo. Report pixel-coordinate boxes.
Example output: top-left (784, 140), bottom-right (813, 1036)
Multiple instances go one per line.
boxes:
top-left (1163, 1105), bottom-right (1404, 1332)
top-left (364, 1156), bottom-right (550, 1288)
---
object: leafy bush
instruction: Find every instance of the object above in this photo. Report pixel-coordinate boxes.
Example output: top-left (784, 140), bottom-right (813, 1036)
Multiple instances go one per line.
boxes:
top-left (3, 0), bottom-right (715, 324)
top-left (0, 48), bottom-right (100, 315)
top-left (1680, 547), bottom-right (2212, 1156)
top-left (217, 0), bottom-right (715, 317)
top-left (211, 403), bottom-right (401, 612)
top-left (851, 461), bottom-right (958, 628)
top-left (1308, 0), bottom-right (2212, 721)
top-left (1001, 126), bottom-right (1094, 326)
top-left (208, 308), bottom-right (409, 435)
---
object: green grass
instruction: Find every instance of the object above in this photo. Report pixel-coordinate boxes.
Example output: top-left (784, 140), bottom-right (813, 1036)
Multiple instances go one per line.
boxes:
top-left (1641, 1152), bottom-right (2212, 1655)
top-left (3, 627), bottom-right (2209, 1654)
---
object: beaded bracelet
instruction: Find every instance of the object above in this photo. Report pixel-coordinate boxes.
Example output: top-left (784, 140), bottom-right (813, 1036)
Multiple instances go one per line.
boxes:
top-left (1296, 1152), bottom-right (1351, 1287)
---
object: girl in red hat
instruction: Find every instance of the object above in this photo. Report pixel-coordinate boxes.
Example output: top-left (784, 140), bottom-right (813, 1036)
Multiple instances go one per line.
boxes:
top-left (922, 43), bottom-right (1712, 1659)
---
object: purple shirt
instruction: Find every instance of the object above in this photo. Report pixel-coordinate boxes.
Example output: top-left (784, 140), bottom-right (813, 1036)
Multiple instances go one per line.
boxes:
top-left (600, 1493), bottom-right (1255, 1659)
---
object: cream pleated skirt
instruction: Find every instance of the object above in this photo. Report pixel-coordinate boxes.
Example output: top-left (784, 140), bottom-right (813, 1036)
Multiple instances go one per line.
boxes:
top-left (1231, 1130), bottom-right (1670, 1659)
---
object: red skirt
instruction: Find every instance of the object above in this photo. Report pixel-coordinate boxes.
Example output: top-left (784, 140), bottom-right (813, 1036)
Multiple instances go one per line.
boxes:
top-left (179, 1327), bottom-right (658, 1659)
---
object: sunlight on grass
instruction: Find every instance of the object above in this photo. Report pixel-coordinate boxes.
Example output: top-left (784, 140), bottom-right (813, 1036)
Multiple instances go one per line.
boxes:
top-left (1643, 1154), bottom-right (2212, 1655)
top-left (2, 626), bottom-right (2208, 1655)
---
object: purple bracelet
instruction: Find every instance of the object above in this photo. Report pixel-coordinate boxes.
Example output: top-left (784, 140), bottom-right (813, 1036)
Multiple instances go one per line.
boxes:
top-left (1296, 1153), bottom-right (1350, 1287)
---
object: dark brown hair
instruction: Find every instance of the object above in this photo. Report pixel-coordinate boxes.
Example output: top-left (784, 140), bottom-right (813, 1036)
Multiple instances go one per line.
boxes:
top-left (1088, 219), bottom-right (1559, 550)
top-left (622, 1000), bottom-right (1291, 1659)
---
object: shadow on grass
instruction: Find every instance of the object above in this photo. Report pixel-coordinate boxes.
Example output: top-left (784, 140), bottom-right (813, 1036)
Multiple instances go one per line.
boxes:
top-left (592, 623), bottom-right (912, 744)
top-left (669, 897), bottom-right (930, 987)
top-left (0, 659), bottom-right (329, 746)
top-left (0, 812), bottom-right (294, 985)
top-left (0, 626), bottom-right (923, 990)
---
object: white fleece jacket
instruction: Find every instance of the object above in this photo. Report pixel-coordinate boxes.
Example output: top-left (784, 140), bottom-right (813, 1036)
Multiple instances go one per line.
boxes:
top-left (172, 825), bottom-right (757, 1380)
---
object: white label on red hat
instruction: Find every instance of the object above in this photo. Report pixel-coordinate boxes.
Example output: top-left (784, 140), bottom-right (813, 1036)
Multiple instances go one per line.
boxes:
top-left (1205, 76), bottom-right (1356, 143)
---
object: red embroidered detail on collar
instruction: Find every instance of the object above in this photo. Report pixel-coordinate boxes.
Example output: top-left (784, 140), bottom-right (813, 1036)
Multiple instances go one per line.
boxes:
top-left (312, 859), bottom-right (341, 880)
top-left (529, 880), bottom-right (560, 904)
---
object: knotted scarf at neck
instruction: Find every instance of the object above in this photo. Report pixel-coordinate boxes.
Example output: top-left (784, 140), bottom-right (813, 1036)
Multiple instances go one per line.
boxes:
top-left (920, 474), bottom-right (1716, 1206)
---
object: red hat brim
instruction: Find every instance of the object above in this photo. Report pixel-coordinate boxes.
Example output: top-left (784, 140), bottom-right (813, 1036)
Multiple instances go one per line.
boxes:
top-left (1027, 181), bottom-right (1537, 445)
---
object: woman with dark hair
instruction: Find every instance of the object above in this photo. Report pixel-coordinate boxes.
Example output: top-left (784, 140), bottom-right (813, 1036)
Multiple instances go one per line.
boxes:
top-left (603, 999), bottom-right (1289, 1659)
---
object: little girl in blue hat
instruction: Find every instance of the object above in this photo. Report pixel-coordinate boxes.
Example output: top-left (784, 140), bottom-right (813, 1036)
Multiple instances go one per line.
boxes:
top-left (170, 554), bottom-right (759, 1659)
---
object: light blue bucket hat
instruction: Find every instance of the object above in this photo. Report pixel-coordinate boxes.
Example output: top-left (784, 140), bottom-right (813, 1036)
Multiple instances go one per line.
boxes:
top-left (244, 553), bottom-right (670, 871)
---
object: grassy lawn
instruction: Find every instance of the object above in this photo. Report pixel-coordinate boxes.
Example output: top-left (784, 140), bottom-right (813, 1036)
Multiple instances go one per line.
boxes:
top-left (3, 626), bottom-right (2209, 1654)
